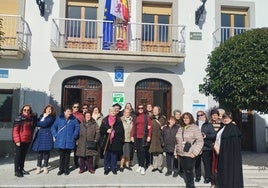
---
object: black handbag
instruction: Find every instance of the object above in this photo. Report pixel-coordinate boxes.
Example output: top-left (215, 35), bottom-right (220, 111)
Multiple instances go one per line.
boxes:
top-left (183, 142), bottom-right (192, 152)
top-left (86, 141), bottom-right (97, 150)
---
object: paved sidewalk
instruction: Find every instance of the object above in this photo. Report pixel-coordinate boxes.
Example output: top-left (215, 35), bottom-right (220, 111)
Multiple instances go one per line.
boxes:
top-left (0, 151), bottom-right (267, 188)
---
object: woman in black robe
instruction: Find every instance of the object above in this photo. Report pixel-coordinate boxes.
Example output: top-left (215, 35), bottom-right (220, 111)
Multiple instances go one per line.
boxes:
top-left (214, 112), bottom-right (243, 188)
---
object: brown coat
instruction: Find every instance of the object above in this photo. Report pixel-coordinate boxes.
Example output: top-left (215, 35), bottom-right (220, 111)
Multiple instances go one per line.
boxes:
top-left (149, 115), bottom-right (166, 153)
top-left (174, 124), bottom-right (204, 157)
top-left (76, 119), bottom-right (100, 157)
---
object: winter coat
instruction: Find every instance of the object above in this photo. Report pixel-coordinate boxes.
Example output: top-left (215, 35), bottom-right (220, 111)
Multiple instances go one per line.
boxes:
top-left (32, 114), bottom-right (55, 151)
top-left (76, 118), bottom-right (100, 157)
top-left (121, 116), bottom-right (133, 142)
top-left (162, 125), bottom-right (179, 153)
top-left (196, 121), bottom-right (216, 151)
top-left (149, 115), bottom-right (166, 153)
top-left (12, 113), bottom-right (37, 143)
top-left (51, 114), bottom-right (80, 149)
top-left (175, 124), bottom-right (204, 157)
top-left (100, 116), bottom-right (124, 152)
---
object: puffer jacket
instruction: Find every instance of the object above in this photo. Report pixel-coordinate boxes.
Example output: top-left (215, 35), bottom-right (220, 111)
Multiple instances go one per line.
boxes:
top-left (174, 124), bottom-right (204, 157)
top-left (12, 113), bottom-right (36, 143)
top-left (32, 114), bottom-right (55, 151)
top-left (51, 114), bottom-right (80, 149)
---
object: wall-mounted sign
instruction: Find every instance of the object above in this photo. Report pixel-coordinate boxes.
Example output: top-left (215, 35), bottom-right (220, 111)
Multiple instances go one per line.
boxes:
top-left (192, 103), bottom-right (206, 116)
top-left (190, 32), bottom-right (202, 40)
top-left (0, 69), bottom-right (8, 78)
top-left (113, 93), bottom-right (125, 107)
top-left (115, 68), bottom-right (124, 82)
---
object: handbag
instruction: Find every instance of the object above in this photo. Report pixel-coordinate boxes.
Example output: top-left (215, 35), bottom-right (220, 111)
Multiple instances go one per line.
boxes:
top-left (86, 141), bottom-right (97, 150)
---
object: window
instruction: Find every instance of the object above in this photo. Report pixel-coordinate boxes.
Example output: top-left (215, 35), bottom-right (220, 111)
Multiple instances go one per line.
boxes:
top-left (0, 89), bottom-right (13, 122)
top-left (67, 0), bottom-right (98, 39)
top-left (142, 4), bottom-right (171, 43)
top-left (221, 8), bottom-right (248, 41)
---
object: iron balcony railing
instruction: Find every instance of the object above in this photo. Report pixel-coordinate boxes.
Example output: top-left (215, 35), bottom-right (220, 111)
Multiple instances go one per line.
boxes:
top-left (51, 18), bottom-right (186, 54)
top-left (0, 14), bottom-right (31, 51)
top-left (213, 26), bottom-right (250, 48)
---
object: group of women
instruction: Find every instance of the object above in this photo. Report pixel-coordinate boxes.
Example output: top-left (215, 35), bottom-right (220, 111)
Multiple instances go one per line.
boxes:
top-left (12, 103), bottom-right (243, 188)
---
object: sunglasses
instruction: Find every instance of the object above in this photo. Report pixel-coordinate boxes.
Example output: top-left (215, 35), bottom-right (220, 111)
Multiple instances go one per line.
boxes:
top-left (23, 109), bottom-right (30, 112)
top-left (138, 107), bottom-right (143, 110)
top-left (82, 107), bottom-right (88, 109)
top-left (197, 114), bottom-right (204, 117)
top-left (73, 106), bottom-right (79, 108)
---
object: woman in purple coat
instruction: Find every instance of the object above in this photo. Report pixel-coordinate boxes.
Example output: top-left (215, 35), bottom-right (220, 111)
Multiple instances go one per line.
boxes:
top-left (32, 105), bottom-right (56, 174)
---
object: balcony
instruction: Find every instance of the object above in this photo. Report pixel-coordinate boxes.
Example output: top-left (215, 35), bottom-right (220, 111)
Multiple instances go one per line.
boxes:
top-left (0, 14), bottom-right (31, 59)
top-left (50, 18), bottom-right (186, 65)
top-left (213, 26), bottom-right (250, 48)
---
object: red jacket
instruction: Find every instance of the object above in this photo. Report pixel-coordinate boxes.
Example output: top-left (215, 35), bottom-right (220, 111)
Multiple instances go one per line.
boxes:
top-left (12, 114), bottom-right (36, 143)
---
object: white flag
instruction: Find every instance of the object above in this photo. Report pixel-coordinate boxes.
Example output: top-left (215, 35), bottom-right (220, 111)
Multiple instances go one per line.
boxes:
top-left (110, 0), bottom-right (124, 20)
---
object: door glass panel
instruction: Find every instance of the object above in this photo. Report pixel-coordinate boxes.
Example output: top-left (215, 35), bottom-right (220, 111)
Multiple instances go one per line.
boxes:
top-left (142, 14), bottom-right (154, 41)
top-left (85, 7), bottom-right (97, 38)
top-left (234, 14), bottom-right (246, 35)
top-left (158, 15), bottom-right (169, 42)
top-left (68, 6), bottom-right (81, 37)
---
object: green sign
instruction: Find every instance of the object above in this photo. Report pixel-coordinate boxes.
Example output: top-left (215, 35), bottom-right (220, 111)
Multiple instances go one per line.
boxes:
top-left (112, 93), bottom-right (125, 107)
top-left (190, 32), bottom-right (202, 40)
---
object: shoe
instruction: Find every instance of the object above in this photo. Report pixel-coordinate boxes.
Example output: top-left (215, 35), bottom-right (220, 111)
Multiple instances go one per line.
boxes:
top-left (173, 171), bottom-right (179, 177)
top-left (152, 168), bottom-right (158, 172)
top-left (36, 167), bottom-right (41, 174)
top-left (140, 167), bottom-right (145, 175)
top-left (79, 169), bottom-right (86, 174)
top-left (112, 170), bottom-right (117, 175)
top-left (158, 169), bottom-right (163, 173)
top-left (119, 167), bottom-right (124, 172)
top-left (57, 170), bottom-right (64, 175)
top-left (104, 169), bottom-right (110, 175)
top-left (204, 178), bottom-right (211, 184)
top-left (136, 166), bottom-right (141, 173)
top-left (64, 169), bottom-right (70, 175)
top-left (165, 171), bottom-right (172, 176)
top-left (195, 177), bottom-right (201, 182)
top-left (88, 169), bottom-right (95, 174)
top-left (43, 167), bottom-right (48, 174)
top-left (21, 169), bottom-right (30, 175)
top-left (15, 171), bottom-right (23, 177)
top-left (125, 166), bottom-right (132, 171)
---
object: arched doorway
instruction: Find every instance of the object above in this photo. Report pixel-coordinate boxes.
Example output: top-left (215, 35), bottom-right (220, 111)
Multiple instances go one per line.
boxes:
top-left (62, 76), bottom-right (102, 110)
top-left (135, 79), bottom-right (172, 118)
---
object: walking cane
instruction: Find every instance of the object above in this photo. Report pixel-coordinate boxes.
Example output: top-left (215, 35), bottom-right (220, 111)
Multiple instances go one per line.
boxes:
top-left (103, 132), bottom-right (111, 156)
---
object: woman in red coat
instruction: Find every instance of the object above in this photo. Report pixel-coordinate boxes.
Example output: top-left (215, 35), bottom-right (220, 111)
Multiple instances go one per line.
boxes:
top-left (12, 104), bottom-right (37, 177)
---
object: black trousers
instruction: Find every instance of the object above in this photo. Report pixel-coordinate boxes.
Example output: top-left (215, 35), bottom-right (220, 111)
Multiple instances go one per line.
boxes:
top-left (14, 142), bottom-right (30, 173)
top-left (59, 149), bottom-right (71, 172)
top-left (37, 151), bottom-right (50, 167)
top-left (136, 139), bottom-right (150, 168)
top-left (181, 156), bottom-right (196, 188)
top-left (166, 152), bottom-right (178, 172)
top-left (195, 150), bottom-right (213, 180)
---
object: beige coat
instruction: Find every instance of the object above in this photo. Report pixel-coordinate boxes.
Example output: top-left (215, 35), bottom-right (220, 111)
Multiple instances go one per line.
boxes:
top-left (121, 116), bottom-right (133, 142)
top-left (174, 124), bottom-right (204, 157)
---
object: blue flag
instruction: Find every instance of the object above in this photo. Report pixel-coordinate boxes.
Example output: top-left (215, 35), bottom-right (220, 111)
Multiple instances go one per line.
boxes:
top-left (103, 0), bottom-right (114, 50)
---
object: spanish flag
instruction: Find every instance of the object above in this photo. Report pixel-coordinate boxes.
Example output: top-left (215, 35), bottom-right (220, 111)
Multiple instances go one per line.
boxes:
top-left (111, 0), bottom-right (129, 22)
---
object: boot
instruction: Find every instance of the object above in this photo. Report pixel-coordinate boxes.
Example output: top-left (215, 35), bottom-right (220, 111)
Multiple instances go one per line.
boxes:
top-left (36, 167), bottom-right (41, 174)
top-left (43, 167), bottom-right (48, 174)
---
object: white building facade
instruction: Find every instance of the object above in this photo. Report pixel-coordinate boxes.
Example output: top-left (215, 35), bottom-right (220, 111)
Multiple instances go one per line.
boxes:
top-left (0, 0), bottom-right (267, 155)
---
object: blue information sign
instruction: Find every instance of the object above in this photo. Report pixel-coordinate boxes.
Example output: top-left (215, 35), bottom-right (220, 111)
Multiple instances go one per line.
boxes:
top-left (115, 68), bottom-right (124, 82)
top-left (0, 70), bottom-right (8, 78)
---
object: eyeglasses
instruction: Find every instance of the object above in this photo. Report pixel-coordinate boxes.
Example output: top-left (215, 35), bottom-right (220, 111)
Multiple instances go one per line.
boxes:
top-left (23, 109), bottom-right (30, 112)
top-left (138, 107), bottom-right (143, 110)
top-left (197, 114), bottom-right (204, 117)
top-left (73, 106), bottom-right (79, 109)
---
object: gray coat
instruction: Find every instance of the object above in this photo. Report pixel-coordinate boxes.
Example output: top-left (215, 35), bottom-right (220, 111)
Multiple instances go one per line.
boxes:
top-left (76, 119), bottom-right (100, 157)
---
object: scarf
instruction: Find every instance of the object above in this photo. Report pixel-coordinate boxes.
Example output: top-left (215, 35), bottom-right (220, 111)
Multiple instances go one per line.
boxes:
top-left (108, 115), bottom-right (116, 143)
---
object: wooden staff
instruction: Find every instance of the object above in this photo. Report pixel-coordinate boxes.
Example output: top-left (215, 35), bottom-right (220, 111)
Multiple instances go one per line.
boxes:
top-left (103, 132), bottom-right (111, 156)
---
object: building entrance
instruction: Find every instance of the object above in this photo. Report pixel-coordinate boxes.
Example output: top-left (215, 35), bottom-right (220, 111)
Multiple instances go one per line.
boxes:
top-left (62, 76), bottom-right (102, 110)
top-left (135, 78), bottom-right (172, 118)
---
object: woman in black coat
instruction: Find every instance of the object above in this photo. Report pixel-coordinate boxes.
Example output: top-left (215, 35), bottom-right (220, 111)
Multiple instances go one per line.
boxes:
top-left (214, 112), bottom-right (243, 188)
top-left (100, 107), bottom-right (124, 175)
top-left (195, 111), bottom-right (216, 184)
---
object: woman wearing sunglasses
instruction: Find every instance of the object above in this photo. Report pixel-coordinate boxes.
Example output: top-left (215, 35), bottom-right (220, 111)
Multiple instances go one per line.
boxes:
top-left (12, 104), bottom-right (37, 177)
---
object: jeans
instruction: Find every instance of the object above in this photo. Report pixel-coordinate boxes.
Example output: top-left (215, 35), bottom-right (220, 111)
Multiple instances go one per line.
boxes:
top-left (37, 150), bottom-right (50, 167)
top-left (14, 142), bottom-right (30, 173)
